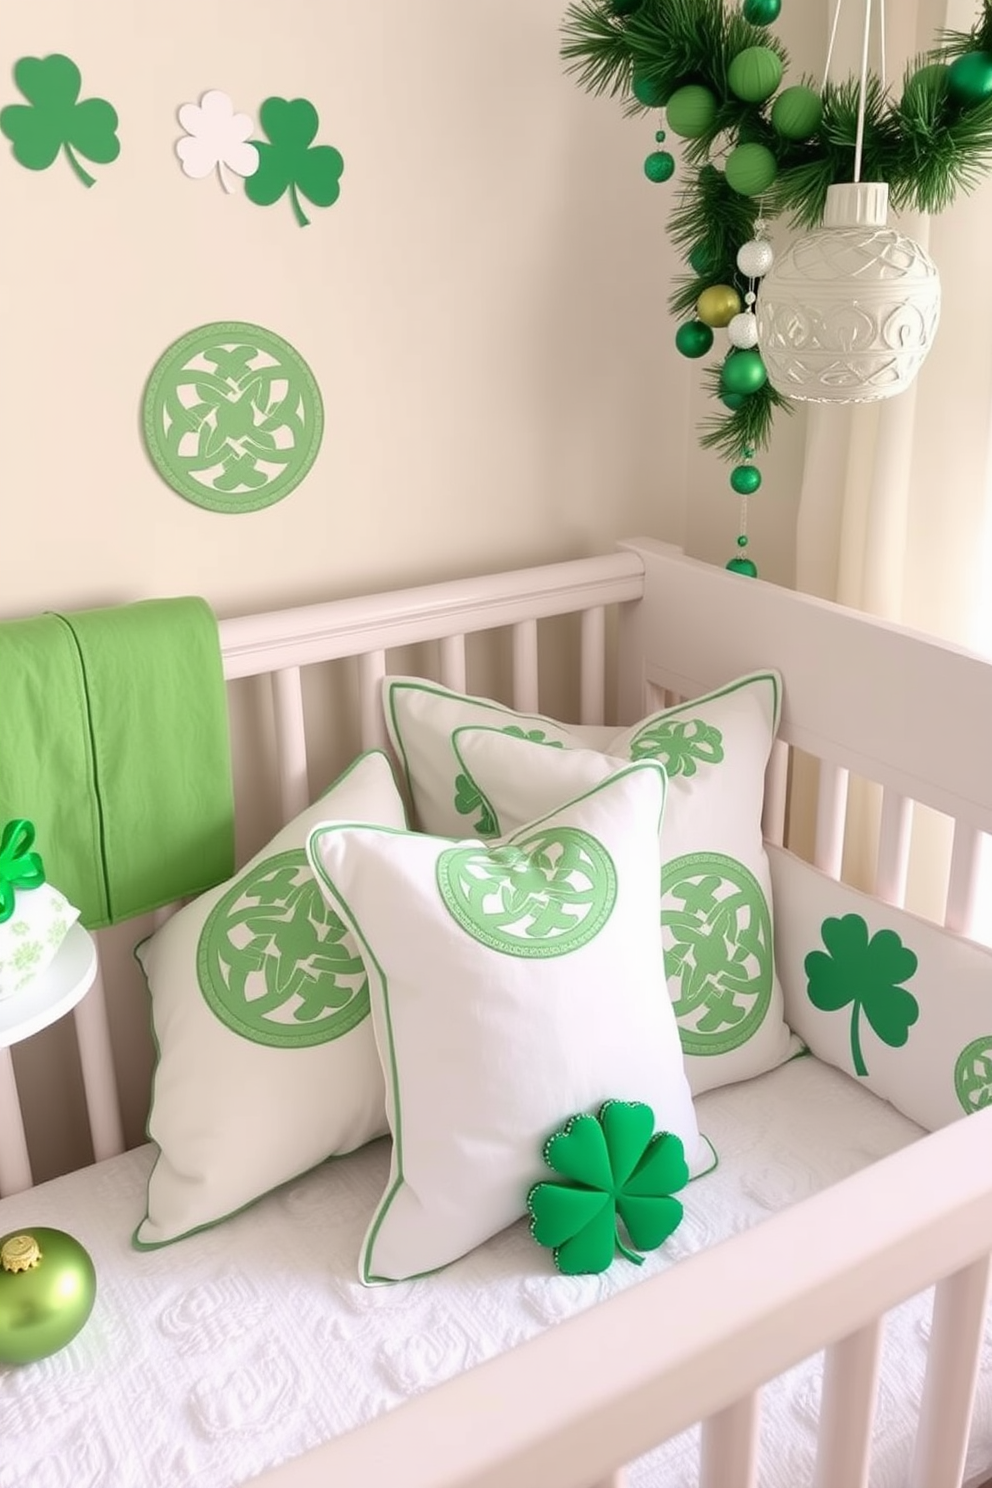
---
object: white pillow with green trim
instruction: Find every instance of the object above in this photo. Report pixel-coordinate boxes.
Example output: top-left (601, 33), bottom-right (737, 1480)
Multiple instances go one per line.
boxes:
top-left (433, 673), bottom-right (800, 1095)
top-left (769, 845), bottom-right (992, 1132)
top-left (133, 750), bottom-right (405, 1248)
top-left (306, 760), bottom-right (713, 1285)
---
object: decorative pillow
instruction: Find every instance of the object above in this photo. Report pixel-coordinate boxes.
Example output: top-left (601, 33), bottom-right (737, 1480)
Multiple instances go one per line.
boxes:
top-left (133, 750), bottom-right (405, 1248)
top-left (439, 671), bottom-right (800, 1096)
top-left (769, 844), bottom-right (992, 1132)
top-left (306, 761), bottom-right (714, 1285)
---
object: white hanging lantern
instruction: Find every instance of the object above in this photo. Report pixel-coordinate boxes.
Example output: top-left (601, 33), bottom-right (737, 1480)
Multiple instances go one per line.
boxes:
top-left (755, 181), bottom-right (941, 403)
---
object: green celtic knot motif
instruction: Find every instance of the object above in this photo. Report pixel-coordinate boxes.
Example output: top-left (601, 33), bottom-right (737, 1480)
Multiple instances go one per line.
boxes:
top-left (142, 321), bottom-right (323, 513)
top-left (197, 849), bottom-right (369, 1047)
top-left (954, 1036), bottom-right (992, 1116)
top-left (660, 852), bottom-right (772, 1056)
top-left (437, 828), bottom-right (616, 958)
top-left (628, 718), bottom-right (724, 778)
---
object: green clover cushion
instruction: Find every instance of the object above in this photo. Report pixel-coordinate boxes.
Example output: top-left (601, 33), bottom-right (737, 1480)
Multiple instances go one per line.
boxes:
top-left (394, 671), bottom-right (801, 1095)
top-left (769, 845), bottom-right (992, 1131)
top-left (305, 760), bottom-right (714, 1285)
top-left (133, 751), bottom-right (406, 1248)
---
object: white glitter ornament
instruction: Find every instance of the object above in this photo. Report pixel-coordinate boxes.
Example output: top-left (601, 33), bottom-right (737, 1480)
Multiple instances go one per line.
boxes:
top-left (737, 239), bottom-right (775, 278)
top-left (728, 312), bottom-right (760, 349)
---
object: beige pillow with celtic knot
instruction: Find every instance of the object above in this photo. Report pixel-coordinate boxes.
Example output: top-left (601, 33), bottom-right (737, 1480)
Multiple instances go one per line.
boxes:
top-left (134, 751), bottom-right (405, 1248)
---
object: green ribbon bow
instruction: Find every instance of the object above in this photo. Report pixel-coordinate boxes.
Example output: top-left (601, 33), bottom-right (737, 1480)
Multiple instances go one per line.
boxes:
top-left (0, 819), bottom-right (46, 924)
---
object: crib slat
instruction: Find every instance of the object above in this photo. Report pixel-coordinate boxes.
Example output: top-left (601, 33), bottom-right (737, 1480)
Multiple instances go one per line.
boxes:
top-left (359, 650), bottom-right (388, 752)
top-left (698, 1392), bottom-right (760, 1488)
top-left (271, 667), bottom-right (310, 821)
top-left (586, 1472), bottom-right (626, 1488)
top-left (762, 739), bottom-right (789, 847)
top-left (0, 1046), bottom-right (32, 1196)
top-left (580, 606), bottom-right (607, 726)
top-left (813, 762), bottom-right (850, 879)
top-left (73, 962), bottom-right (125, 1161)
top-left (875, 791), bottom-right (913, 908)
top-left (439, 634), bottom-right (467, 694)
top-left (511, 620), bottom-right (540, 714)
top-left (812, 1317), bottom-right (884, 1488)
top-left (944, 820), bottom-right (983, 936)
top-left (908, 1254), bottom-right (992, 1488)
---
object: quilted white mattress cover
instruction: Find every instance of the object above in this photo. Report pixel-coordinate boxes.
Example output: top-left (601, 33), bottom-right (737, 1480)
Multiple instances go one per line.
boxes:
top-left (0, 1056), bottom-right (989, 1488)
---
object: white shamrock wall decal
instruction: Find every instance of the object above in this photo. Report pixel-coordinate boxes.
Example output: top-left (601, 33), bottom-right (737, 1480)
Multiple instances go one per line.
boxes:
top-left (175, 90), bottom-right (258, 192)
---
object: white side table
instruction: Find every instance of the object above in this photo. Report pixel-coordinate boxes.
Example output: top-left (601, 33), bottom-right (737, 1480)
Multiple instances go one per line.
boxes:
top-left (0, 924), bottom-right (99, 1197)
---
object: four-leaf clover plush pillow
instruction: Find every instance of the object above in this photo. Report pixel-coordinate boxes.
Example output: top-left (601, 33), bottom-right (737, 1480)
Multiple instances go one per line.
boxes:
top-left (769, 845), bottom-right (992, 1131)
top-left (133, 750), bottom-right (405, 1248)
top-left (306, 760), bottom-right (714, 1284)
top-left (421, 672), bottom-right (801, 1095)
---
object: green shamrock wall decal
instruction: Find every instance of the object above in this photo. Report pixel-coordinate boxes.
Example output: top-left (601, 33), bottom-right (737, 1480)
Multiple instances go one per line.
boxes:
top-left (805, 914), bottom-right (919, 1078)
top-left (244, 97), bottom-right (343, 227)
top-left (527, 1100), bottom-right (688, 1275)
top-left (0, 54), bottom-right (120, 187)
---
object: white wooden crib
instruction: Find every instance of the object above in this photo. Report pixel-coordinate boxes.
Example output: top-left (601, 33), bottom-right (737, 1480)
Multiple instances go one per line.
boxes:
top-left (2, 535), bottom-right (991, 1488)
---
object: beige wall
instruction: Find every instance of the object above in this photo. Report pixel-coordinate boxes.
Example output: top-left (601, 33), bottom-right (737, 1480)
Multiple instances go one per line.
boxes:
top-left (0, 1), bottom-right (822, 622)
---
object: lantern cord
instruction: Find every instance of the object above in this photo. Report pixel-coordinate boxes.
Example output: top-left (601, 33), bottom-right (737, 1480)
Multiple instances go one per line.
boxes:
top-left (853, 0), bottom-right (874, 183)
top-left (822, 0), bottom-right (844, 90)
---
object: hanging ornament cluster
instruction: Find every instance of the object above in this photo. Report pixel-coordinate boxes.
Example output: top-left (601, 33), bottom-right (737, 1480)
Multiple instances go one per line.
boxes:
top-left (562, 0), bottom-right (992, 576)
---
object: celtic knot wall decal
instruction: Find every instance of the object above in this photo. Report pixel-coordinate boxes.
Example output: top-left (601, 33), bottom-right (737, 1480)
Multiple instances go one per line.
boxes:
top-left (436, 828), bottom-right (617, 958)
top-left (660, 850), bottom-right (772, 1056)
top-left (142, 321), bottom-right (323, 513)
top-left (197, 849), bottom-right (369, 1047)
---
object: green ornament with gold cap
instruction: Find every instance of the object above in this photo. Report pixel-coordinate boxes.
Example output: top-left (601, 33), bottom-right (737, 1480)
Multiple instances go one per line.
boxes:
top-left (0, 1228), bottom-right (97, 1364)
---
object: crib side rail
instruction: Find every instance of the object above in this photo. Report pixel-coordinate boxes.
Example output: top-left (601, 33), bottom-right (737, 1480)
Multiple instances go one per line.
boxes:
top-left (619, 538), bottom-right (992, 836)
top-left (253, 1105), bottom-right (992, 1488)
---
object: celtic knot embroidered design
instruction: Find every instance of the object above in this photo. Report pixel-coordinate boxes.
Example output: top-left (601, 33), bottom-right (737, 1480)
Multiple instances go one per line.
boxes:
top-left (197, 849), bottom-right (369, 1047)
top-left (437, 828), bottom-right (616, 958)
top-left (660, 851), bottom-right (772, 1056)
top-left (628, 717), bottom-right (724, 778)
top-left (143, 321), bottom-right (323, 513)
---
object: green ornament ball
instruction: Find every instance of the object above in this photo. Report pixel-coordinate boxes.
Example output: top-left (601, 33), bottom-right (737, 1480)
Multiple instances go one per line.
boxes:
top-left (675, 320), bottom-right (715, 359)
top-left (688, 242), bottom-right (718, 275)
top-left (742, 0), bottom-right (781, 23)
top-left (726, 556), bottom-right (759, 577)
top-left (724, 142), bottom-right (778, 197)
top-left (611, 0), bottom-right (643, 13)
top-left (902, 63), bottom-right (949, 107)
top-left (727, 46), bottom-right (783, 104)
top-left (0, 1229), bottom-right (96, 1366)
top-left (665, 84), bottom-right (718, 139)
top-left (721, 391), bottom-right (747, 410)
top-left (736, 533), bottom-right (750, 547)
top-left (771, 85), bottom-right (824, 140)
top-left (644, 150), bottom-right (675, 183)
top-left (730, 464), bottom-right (763, 495)
top-left (632, 70), bottom-right (669, 108)
top-left (948, 51), bottom-right (992, 107)
top-left (721, 349), bottom-right (768, 395)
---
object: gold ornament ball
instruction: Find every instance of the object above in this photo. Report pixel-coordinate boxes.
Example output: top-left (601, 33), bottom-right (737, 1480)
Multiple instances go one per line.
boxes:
top-left (696, 285), bottom-right (743, 328)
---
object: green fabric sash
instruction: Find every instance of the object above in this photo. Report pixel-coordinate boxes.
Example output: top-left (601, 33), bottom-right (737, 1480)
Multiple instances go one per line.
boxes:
top-left (0, 598), bottom-right (234, 928)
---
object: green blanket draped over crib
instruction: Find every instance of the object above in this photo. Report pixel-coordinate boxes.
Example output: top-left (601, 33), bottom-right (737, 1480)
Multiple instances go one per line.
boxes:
top-left (0, 598), bottom-right (234, 928)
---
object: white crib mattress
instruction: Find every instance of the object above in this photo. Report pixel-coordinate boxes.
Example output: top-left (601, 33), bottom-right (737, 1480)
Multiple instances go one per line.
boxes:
top-left (0, 1055), bottom-right (989, 1488)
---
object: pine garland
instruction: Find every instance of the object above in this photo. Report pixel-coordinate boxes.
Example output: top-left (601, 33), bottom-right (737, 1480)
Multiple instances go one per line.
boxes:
top-left (561, 0), bottom-right (992, 518)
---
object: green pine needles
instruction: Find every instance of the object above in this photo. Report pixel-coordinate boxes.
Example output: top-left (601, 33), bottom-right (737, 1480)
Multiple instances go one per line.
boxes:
top-left (561, 0), bottom-right (992, 487)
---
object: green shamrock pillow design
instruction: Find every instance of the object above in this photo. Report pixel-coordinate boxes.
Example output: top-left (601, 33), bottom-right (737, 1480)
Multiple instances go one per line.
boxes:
top-left (804, 914), bottom-right (920, 1077)
top-left (528, 1101), bottom-right (688, 1275)
top-left (1, 54), bottom-right (120, 187)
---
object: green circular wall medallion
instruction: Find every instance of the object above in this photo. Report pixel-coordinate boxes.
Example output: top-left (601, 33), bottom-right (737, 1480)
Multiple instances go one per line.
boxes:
top-left (954, 1036), bottom-right (992, 1115)
top-left (142, 320), bottom-right (323, 513)
top-left (436, 829), bottom-right (617, 959)
top-left (660, 851), bottom-right (772, 1056)
top-left (197, 849), bottom-right (369, 1047)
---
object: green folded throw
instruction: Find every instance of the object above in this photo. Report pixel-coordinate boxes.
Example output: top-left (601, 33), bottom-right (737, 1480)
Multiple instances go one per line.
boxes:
top-left (0, 598), bottom-right (234, 928)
